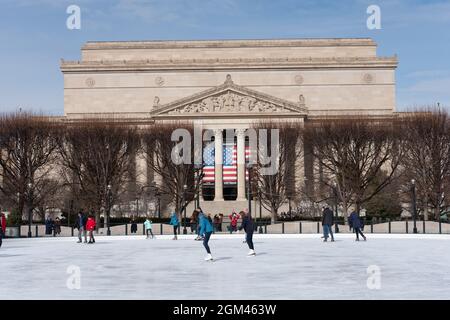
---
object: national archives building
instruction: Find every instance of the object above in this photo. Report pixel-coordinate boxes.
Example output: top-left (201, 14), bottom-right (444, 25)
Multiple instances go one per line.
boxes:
top-left (60, 38), bottom-right (397, 216)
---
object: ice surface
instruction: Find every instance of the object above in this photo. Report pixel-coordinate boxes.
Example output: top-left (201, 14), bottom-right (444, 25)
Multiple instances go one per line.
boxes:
top-left (1, 234), bottom-right (450, 300)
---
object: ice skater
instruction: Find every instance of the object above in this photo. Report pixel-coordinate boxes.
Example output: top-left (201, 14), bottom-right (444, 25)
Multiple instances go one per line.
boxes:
top-left (75, 210), bottom-right (87, 243)
top-left (86, 215), bottom-right (96, 244)
top-left (238, 209), bottom-right (255, 256)
top-left (322, 205), bottom-right (335, 242)
top-left (169, 211), bottom-right (179, 240)
top-left (0, 212), bottom-right (6, 248)
top-left (198, 208), bottom-right (214, 261)
top-left (348, 210), bottom-right (366, 241)
top-left (144, 217), bottom-right (154, 239)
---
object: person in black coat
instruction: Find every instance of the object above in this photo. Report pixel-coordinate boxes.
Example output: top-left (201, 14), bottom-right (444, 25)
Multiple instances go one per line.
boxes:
top-left (74, 210), bottom-right (87, 243)
top-left (322, 205), bottom-right (335, 242)
top-left (348, 210), bottom-right (366, 241)
top-left (238, 209), bottom-right (256, 256)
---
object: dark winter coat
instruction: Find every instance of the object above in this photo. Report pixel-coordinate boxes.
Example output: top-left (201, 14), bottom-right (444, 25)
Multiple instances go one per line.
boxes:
top-left (239, 215), bottom-right (254, 233)
top-left (322, 208), bottom-right (334, 226)
top-left (348, 211), bottom-right (362, 229)
top-left (74, 214), bottom-right (87, 230)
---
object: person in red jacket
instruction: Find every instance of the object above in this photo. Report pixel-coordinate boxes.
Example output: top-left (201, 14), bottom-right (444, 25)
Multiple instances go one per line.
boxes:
top-left (86, 215), bottom-right (96, 244)
top-left (0, 212), bottom-right (6, 248)
top-left (228, 211), bottom-right (240, 234)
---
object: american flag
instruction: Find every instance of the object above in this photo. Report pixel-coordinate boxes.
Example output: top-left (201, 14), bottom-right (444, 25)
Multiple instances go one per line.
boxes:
top-left (202, 143), bottom-right (249, 185)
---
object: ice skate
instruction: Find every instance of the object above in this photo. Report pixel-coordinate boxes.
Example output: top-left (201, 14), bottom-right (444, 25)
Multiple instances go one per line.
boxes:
top-left (204, 254), bottom-right (213, 261)
top-left (247, 249), bottom-right (256, 256)
top-left (172, 236), bottom-right (178, 240)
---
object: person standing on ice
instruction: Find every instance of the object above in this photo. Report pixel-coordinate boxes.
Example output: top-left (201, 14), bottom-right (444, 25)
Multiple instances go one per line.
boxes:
top-left (75, 210), bottom-right (87, 243)
top-left (322, 205), bottom-right (335, 242)
top-left (239, 209), bottom-right (256, 256)
top-left (86, 215), bottom-right (96, 244)
top-left (144, 218), bottom-right (154, 239)
top-left (198, 208), bottom-right (214, 261)
top-left (169, 211), bottom-right (179, 240)
top-left (348, 210), bottom-right (366, 241)
top-left (0, 212), bottom-right (6, 248)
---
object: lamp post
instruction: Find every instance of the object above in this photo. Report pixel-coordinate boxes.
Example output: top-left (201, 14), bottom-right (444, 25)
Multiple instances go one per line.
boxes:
top-left (156, 191), bottom-right (161, 220)
top-left (333, 182), bottom-right (339, 233)
top-left (411, 179), bottom-right (418, 233)
top-left (183, 184), bottom-right (188, 234)
top-left (288, 196), bottom-right (292, 218)
top-left (27, 183), bottom-right (33, 238)
top-left (135, 197), bottom-right (139, 217)
top-left (259, 190), bottom-right (263, 234)
top-left (247, 164), bottom-right (252, 217)
top-left (107, 184), bottom-right (112, 236)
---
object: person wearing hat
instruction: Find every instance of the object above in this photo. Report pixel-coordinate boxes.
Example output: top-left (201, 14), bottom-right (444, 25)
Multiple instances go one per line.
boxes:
top-left (322, 204), bottom-right (335, 242)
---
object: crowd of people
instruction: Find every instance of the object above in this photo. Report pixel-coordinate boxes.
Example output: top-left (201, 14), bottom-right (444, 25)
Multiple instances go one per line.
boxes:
top-left (0, 204), bottom-right (368, 258)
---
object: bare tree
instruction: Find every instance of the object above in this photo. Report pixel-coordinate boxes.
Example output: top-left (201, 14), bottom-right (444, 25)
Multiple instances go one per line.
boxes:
top-left (401, 108), bottom-right (450, 220)
top-left (304, 117), bottom-right (403, 221)
top-left (0, 112), bottom-right (60, 222)
top-left (57, 120), bottom-right (139, 226)
top-left (142, 122), bottom-right (203, 220)
top-left (252, 121), bottom-right (303, 223)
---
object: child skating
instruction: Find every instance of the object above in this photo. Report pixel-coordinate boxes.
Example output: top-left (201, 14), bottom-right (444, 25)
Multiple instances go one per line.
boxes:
top-left (86, 215), bottom-right (96, 244)
top-left (198, 208), bottom-right (214, 261)
top-left (144, 217), bottom-right (154, 239)
top-left (238, 209), bottom-right (255, 256)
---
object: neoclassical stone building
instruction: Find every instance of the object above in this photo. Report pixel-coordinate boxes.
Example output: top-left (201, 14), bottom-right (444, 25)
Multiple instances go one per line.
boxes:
top-left (60, 38), bottom-right (397, 216)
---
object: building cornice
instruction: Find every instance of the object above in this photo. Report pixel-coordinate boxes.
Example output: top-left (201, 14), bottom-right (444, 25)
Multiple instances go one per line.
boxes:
top-left (82, 38), bottom-right (377, 50)
top-left (61, 56), bottom-right (397, 73)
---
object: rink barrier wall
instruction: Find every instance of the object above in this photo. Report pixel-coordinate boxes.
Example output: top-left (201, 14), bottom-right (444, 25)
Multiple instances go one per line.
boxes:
top-left (11, 220), bottom-right (450, 238)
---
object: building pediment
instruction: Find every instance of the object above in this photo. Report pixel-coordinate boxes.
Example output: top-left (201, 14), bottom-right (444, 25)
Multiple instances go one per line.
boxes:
top-left (150, 75), bottom-right (307, 118)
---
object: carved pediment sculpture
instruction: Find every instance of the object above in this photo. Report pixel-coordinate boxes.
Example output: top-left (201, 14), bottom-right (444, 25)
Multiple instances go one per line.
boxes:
top-left (152, 74), bottom-right (308, 116)
top-left (167, 91), bottom-right (284, 114)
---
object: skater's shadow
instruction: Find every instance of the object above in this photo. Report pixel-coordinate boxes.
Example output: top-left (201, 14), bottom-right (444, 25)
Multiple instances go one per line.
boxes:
top-left (213, 257), bottom-right (233, 262)
top-left (255, 252), bottom-right (267, 256)
top-left (0, 254), bottom-right (23, 257)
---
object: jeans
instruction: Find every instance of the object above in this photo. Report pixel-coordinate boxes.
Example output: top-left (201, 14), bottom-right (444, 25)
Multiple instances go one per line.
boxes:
top-left (88, 230), bottom-right (95, 242)
top-left (354, 227), bottom-right (365, 240)
top-left (323, 224), bottom-right (334, 240)
top-left (78, 227), bottom-right (87, 242)
top-left (203, 231), bottom-right (212, 254)
top-left (0, 229), bottom-right (3, 247)
top-left (246, 232), bottom-right (254, 250)
top-left (173, 225), bottom-right (178, 236)
top-left (146, 229), bottom-right (154, 238)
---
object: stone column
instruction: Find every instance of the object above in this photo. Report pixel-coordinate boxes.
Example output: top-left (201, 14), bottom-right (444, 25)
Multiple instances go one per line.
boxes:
top-left (214, 129), bottom-right (224, 201)
top-left (236, 129), bottom-right (247, 201)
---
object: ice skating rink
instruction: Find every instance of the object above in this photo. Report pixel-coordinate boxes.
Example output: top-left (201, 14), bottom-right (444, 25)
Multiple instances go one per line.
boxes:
top-left (1, 234), bottom-right (450, 300)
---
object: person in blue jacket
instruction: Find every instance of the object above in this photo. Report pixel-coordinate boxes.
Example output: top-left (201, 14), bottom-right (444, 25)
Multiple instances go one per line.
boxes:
top-left (198, 208), bottom-right (214, 261)
top-left (348, 210), bottom-right (366, 241)
top-left (169, 211), bottom-right (179, 240)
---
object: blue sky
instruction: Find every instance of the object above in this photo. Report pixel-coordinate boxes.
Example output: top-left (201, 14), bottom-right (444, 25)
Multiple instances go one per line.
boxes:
top-left (0, 0), bottom-right (449, 115)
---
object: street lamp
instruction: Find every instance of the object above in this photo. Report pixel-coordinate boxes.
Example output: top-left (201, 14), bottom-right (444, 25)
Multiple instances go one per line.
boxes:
top-left (107, 184), bottom-right (112, 236)
top-left (27, 183), bottom-right (33, 238)
top-left (183, 184), bottom-right (188, 234)
top-left (411, 179), bottom-right (418, 233)
top-left (259, 190), bottom-right (263, 234)
top-left (333, 182), bottom-right (339, 233)
top-left (247, 163), bottom-right (252, 217)
top-left (156, 191), bottom-right (161, 219)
